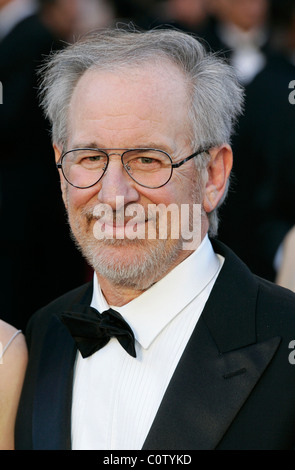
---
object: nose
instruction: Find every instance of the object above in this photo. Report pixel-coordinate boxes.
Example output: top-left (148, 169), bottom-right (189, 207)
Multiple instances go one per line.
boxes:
top-left (97, 158), bottom-right (140, 210)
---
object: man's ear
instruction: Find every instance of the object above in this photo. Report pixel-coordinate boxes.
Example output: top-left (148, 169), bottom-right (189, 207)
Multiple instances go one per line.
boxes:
top-left (203, 144), bottom-right (233, 213)
top-left (53, 143), bottom-right (68, 209)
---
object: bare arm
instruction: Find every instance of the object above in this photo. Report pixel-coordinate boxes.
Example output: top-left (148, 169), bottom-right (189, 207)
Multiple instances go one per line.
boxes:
top-left (0, 321), bottom-right (28, 450)
top-left (276, 226), bottom-right (295, 293)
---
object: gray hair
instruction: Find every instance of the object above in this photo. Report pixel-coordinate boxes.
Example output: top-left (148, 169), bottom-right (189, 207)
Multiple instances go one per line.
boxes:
top-left (39, 27), bottom-right (244, 236)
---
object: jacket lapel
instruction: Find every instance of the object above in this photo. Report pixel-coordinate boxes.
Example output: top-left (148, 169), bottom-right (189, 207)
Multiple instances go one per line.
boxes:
top-left (33, 314), bottom-right (77, 450)
top-left (32, 283), bottom-right (93, 450)
top-left (143, 317), bottom-right (280, 450)
top-left (143, 241), bottom-right (281, 450)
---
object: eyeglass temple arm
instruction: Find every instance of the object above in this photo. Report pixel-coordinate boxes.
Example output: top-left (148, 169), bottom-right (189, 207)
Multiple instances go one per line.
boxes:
top-left (171, 149), bottom-right (209, 168)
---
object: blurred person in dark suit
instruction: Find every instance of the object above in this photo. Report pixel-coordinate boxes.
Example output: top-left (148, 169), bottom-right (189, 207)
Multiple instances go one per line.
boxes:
top-left (153, 0), bottom-right (210, 36)
top-left (38, 0), bottom-right (80, 41)
top-left (0, 0), bottom-right (37, 41)
top-left (202, 0), bottom-right (271, 85)
top-left (74, 0), bottom-right (115, 35)
top-left (0, 0), bottom-right (86, 331)
top-left (218, 0), bottom-right (295, 282)
top-left (111, 0), bottom-right (158, 30)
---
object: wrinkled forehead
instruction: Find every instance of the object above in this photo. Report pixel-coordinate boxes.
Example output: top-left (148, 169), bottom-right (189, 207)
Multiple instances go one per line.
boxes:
top-left (70, 58), bottom-right (190, 105)
top-left (66, 60), bottom-right (192, 148)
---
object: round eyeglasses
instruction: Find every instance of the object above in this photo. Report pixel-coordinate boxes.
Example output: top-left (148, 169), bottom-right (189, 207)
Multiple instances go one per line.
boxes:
top-left (56, 147), bottom-right (210, 190)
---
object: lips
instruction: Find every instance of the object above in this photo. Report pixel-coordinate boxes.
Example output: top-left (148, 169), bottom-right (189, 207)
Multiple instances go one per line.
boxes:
top-left (93, 217), bottom-right (148, 240)
top-left (88, 200), bottom-right (180, 242)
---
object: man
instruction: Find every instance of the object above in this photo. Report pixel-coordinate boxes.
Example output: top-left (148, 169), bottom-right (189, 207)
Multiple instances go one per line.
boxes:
top-left (15, 28), bottom-right (295, 450)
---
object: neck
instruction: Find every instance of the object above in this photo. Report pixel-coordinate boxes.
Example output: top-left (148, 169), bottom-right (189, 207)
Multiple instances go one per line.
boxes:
top-left (95, 274), bottom-right (145, 307)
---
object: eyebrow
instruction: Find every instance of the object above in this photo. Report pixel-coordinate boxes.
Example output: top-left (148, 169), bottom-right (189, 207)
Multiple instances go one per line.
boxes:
top-left (70, 142), bottom-right (102, 149)
top-left (69, 142), bottom-right (175, 154)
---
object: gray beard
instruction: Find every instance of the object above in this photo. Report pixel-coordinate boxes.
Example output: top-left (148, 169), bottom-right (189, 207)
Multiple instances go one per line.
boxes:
top-left (70, 226), bottom-right (184, 291)
top-left (66, 173), bottom-right (204, 291)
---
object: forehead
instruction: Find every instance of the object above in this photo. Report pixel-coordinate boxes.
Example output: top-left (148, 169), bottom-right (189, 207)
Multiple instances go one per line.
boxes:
top-left (67, 61), bottom-right (191, 147)
top-left (72, 59), bottom-right (188, 101)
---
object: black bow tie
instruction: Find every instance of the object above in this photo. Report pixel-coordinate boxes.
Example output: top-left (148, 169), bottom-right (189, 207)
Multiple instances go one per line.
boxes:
top-left (58, 306), bottom-right (136, 358)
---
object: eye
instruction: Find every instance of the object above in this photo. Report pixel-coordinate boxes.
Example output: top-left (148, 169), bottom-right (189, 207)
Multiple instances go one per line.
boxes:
top-left (83, 155), bottom-right (102, 162)
top-left (123, 150), bottom-right (170, 172)
top-left (138, 157), bottom-right (160, 165)
top-left (128, 157), bottom-right (162, 172)
top-left (79, 153), bottom-right (108, 169)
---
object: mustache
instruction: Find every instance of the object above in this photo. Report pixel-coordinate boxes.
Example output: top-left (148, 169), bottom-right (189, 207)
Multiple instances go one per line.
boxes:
top-left (80, 203), bottom-right (151, 225)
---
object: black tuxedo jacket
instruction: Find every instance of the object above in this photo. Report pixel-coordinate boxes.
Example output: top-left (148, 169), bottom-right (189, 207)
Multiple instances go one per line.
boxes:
top-left (15, 241), bottom-right (295, 450)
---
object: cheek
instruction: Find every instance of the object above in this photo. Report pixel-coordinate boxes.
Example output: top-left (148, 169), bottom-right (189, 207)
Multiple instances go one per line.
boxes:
top-left (142, 182), bottom-right (195, 207)
top-left (162, 171), bottom-right (201, 206)
top-left (138, 186), bottom-right (176, 207)
top-left (66, 185), bottom-right (100, 212)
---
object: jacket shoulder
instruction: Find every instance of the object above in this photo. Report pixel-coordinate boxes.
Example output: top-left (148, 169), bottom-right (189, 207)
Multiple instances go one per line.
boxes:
top-left (26, 282), bottom-right (93, 338)
top-left (255, 276), bottom-right (295, 337)
top-left (256, 275), bottom-right (295, 315)
top-left (209, 238), bottom-right (295, 347)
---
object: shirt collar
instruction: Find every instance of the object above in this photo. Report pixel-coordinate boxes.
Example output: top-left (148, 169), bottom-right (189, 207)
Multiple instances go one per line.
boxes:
top-left (91, 235), bottom-right (221, 349)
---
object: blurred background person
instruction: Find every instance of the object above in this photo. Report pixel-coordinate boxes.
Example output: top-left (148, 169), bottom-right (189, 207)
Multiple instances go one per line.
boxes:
top-left (111, 0), bottom-right (158, 30)
top-left (270, 0), bottom-right (295, 57)
top-left (75, 0), bottom-right (115, 36)
top-left (0, 0), bottom-right (37, 41)
top-left (153, 0), bottom-right (271, 83)
top-left (39, 0), bottom-right (115, 40)
top-left (0, 0), bottom-right (115, 331)
top-left (201, 0), bottom-right (271, 85)
top-left (38, 0), bottom-right (81, 41)
top-left (218, 0), bottom-right (295, 282)
top-left (152, 0), bottom-right (210, 35)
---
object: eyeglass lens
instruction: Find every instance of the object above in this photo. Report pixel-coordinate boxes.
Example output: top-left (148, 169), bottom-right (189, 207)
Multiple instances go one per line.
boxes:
top-left (61, 149), bottom-right (173, 189)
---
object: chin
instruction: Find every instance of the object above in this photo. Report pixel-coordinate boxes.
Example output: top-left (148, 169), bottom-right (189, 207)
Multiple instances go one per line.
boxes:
top-left (73, 230), bottom-right (184, 290)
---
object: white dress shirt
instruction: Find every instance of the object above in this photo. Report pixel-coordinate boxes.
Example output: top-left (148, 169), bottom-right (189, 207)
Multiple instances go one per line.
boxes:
top-left (71, 235), bottom-right (224, 450)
